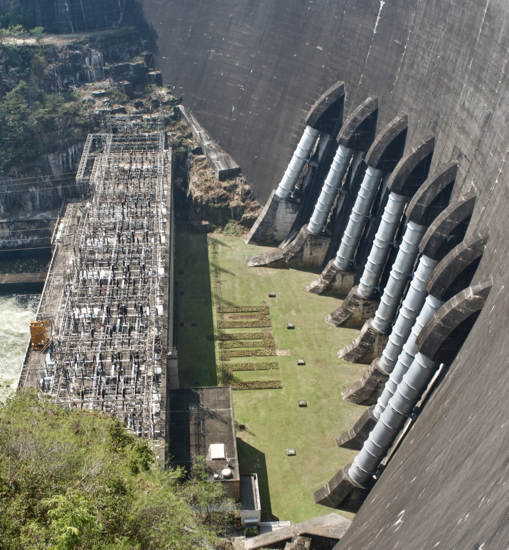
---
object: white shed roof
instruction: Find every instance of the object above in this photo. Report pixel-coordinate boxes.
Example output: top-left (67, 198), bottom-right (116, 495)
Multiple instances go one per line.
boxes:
top-left (210, 443), bottom-right (226, 459)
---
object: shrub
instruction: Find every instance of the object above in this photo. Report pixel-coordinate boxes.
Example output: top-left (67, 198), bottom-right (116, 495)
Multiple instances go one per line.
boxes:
top-left (232, 380), bottom-right (283, 391)
top-left (0, 391), bottom-right (233, 549)
top-left (30, 26), bottom-right (44, 42)
top-left (222, 220), bottom-right (244, 236)
top-left (215, 332), bottom-right (268, 341)
top-left (244, 526), bottom-right (259, 537)
top-left (220, 339), bottom-right (274, 349)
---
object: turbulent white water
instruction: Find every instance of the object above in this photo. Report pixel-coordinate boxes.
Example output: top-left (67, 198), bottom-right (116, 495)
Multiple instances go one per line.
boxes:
top-left (0, 294), bottom-right (39, 398)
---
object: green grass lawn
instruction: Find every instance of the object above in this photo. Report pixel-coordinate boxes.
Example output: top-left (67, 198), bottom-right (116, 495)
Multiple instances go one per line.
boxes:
top-left (233, 369), bottom-right (282, 383)
top-left (175, 227), bottom-right (367, 523)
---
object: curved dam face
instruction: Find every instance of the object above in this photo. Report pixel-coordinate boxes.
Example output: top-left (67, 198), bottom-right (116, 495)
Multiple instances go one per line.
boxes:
top-left (26, 0), bottom-right (508, 547)
top-left (130, 0), bottom-right (509, 205)
top-left (131, 1), bottom-right (509, 547)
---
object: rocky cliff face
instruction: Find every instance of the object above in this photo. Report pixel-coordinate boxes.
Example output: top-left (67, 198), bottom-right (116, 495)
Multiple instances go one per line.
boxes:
top-left (31, 0), bottom-right (125, 34)
top-left (0, 217), bottom-right (53, 251)
top-left (9, 28), bottom-right (147, 94)
top-left (0, 143), bottom-right (85, 217)
top-left (0, 28), bottom-right (158, 253)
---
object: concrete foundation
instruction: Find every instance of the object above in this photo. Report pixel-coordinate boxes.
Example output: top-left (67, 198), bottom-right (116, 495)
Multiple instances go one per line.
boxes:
top-left (341, 358), bottom-right (389, 405)
top-left (326, 286), bottom-right (379, 328)
top-left (243, 513), bottom-right (351, 550)
top-left (245, 190), bottom-right (300, 245)
top-left (306, 258), bottom-right (357, 295)
top-left (246, 225), bottom-right (330, 268)
top-left (335, 406), bottom-right (378, 450)
top-left (313, 463), bottom-right (372, 513)
top-left (337, 319), bottom-right (389, 364)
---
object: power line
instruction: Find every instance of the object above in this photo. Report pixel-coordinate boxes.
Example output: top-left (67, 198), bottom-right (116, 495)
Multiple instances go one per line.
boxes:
top-left (0, 228), bottom-right (55, 234)
top-left (0, 246), bottom-right (52, 252)
top-left (0, 171), bottom-right (78, 182)
top-left (0, 182), bottom-right (88, 195)
top-left (0, 174), bottom-right (78, 187)
top-left (0, 177), bottom-right (78, 190)
top-left (0, 178), bottom-right (77, 190)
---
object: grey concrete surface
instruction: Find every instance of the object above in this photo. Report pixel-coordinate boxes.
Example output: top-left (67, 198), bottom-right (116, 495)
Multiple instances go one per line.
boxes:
top-left (127, 0), bottom-right (509, 210)
top-left (58, 0), bottom-right (509, 547)
top-left (244, 513), bottom-right (350, 550)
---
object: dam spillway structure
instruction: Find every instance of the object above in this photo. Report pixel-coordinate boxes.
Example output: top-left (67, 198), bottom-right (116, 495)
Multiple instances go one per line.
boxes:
top-left (246, 96), bottom-right (380, 270)
top-left (131, 0), bottom-right (509, 545)
top-left (18, 121), bottom-right (175, 461)
top-left (335, 161), bottom-right (459, 366)
top-left (325, 135), bottom-right (435, 329)
top-left (306, 114), bottom-right (409, 296)
top-left (24, 0), bottom-right (509, 546)
top-left (245, 81), bottom-right (346, 246)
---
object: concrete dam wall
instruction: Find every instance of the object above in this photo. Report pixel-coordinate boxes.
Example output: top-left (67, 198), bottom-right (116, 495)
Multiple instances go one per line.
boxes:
top-left (129, 0), bottom-right (509, 206)
top-left (127, 1), bottom-right (509, 548)
top-left (25, 0), bottom-right (509, 547)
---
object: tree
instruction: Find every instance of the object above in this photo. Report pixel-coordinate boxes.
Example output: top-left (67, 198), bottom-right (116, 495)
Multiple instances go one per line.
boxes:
top-left (0, 390), bottom-right (234, 549)
top-left (30, 27), bottom-right (44, 43)
top-left (0, 79), bottom-right (38, 171)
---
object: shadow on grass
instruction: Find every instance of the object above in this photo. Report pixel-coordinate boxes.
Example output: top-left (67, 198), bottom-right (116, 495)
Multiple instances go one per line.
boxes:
top-left (211, 237), bottom-right (232, 249)
top-left (247, 259), bottom-right (324, 276)
top-left (217, 265), bottom-right (236, 277)
top-left (319, 290), bottom-right (348, 300)
top-left (175, 229), bottom-right (217, 386)
top-left (237, 438), bottom-right (278, 521)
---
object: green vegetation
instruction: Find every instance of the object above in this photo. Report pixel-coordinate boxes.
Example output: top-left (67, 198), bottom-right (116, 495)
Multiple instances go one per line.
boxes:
top-left (210, 235), bottom-right (366, 522)
top-left (221, 220), bottom-right (244, 237)
top-left (0, 7), bottom-right (66, 176)
top-left (244, 526), bottom-right (259, 538)
top-left (0, 2), bottom-right (35, 33)
top-left (0, 42), bottom-right (103, 174)
top-left (31, 26), bottom-right (44, 42)
top-left (175, 230), bottom-right (367, 523)
top-left (0, 390), bottom-right (234, 549)
top-left (220, 361), bottom-right (282, 390)
top-left (186, 156), bottom-right (260, 230)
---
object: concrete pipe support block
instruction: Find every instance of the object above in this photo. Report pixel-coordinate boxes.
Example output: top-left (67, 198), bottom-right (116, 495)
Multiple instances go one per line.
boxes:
top-left (326, 286), bottom-right (379, 328)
